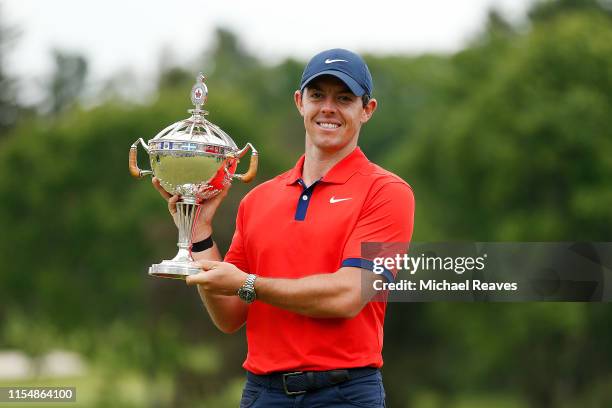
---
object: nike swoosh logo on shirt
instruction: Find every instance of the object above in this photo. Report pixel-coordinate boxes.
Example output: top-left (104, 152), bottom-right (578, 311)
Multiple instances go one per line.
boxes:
top-left (330, 196), bottom-right (352, 204)
top-left (325, 59), bottom-right (348, 64)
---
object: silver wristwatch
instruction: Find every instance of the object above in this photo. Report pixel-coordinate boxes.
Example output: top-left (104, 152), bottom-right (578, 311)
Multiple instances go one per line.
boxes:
top-left (237, 274), bottom-right (257, 304)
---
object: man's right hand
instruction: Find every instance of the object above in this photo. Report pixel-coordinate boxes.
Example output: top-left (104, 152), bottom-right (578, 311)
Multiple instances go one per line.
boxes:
top-left (151, 177), bottom-right (230, 242)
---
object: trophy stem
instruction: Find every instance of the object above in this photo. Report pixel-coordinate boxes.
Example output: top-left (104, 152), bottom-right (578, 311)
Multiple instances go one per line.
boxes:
top-left (148, 199), bottom-right (201, 279)
top-left (176, 200), bottom-right (198, 249)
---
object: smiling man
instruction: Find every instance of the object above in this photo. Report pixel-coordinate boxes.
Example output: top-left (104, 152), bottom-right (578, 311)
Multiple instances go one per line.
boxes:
top-left (153, 48), bottom-right (415, 407)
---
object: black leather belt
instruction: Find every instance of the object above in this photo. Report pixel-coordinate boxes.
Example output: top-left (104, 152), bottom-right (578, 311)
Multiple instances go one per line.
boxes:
top-left (247, 367), bottom-right (378, 396)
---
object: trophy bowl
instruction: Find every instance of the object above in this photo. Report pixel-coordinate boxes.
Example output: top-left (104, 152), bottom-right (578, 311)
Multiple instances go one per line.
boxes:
top-left (129, 73), bottom-right (258, 279)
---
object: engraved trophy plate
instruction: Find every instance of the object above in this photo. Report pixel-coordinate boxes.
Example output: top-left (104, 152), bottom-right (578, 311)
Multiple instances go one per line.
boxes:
top-left (129, 73), bottom-right (258, 279)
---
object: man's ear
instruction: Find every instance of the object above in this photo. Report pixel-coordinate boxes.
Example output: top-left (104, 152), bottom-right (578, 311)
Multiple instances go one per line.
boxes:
top-left (294, 90), bottom-right (304, 116)
top-left (361, 98), bottom-right (378, 124)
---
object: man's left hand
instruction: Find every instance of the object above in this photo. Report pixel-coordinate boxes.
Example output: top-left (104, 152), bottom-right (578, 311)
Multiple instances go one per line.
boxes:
top-left (186, 260), bottom-right (248, 296)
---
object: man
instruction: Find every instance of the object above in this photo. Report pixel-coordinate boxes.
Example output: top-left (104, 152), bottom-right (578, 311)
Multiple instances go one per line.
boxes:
top-left (153, 48), bottom-right (414, 407)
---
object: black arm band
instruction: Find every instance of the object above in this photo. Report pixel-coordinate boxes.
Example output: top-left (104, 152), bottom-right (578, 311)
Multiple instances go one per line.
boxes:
top-left (191, 235), bottom-right (214, 252)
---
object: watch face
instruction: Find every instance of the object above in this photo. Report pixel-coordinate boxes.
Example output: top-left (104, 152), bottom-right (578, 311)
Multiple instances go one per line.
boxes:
top-left (238, 288), bottom-right (256, 303)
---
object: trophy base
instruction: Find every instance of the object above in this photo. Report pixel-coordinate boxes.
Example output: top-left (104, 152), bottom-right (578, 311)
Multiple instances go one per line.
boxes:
top-left (149, 261), bottom-right (201, 280)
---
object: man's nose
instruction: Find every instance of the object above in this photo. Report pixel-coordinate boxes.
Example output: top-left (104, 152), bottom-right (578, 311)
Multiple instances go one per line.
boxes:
top-left (320, 96), bottom-right (337, 113)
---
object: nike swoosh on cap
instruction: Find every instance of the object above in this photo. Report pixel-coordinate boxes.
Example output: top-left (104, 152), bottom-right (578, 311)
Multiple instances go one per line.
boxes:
top-left (325, 59), bottom-right (348, 64)
top-left (330, 196), bottom-right (352, 204)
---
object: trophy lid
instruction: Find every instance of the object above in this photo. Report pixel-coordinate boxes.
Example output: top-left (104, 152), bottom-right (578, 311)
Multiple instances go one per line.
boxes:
top-left (149, 73), bottom-right (237, 150)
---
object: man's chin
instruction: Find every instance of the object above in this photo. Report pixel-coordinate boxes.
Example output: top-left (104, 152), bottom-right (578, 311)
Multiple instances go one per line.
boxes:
top-left (313, 141), bottom-right (352, 154)
top-left (313, 138), bottom-right (340, 148)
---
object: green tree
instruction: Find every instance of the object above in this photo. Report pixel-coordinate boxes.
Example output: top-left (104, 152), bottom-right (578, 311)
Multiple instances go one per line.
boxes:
top-left (201, 28), bottom-right (258, 82)
top-left (384, 9), bottom-right (612, 408)
top-left (0, 5), bottom-right (20, 134)
top-left (392, 11), bottom-right (612, 241)
top-left (46, 50), bottom-right (88, 115)
top-left (529, 0), bottom-right (612, 21)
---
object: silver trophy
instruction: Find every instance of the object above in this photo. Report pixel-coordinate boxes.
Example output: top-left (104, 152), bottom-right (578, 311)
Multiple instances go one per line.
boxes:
top-left (129, 73), bottom-right (258, 279)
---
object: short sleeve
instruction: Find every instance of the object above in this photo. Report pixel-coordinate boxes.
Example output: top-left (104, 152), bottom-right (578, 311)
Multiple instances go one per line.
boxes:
top-left (341, 181), bottom-right (415, 281)
top-left (224, 200), bottom-right (250, 273)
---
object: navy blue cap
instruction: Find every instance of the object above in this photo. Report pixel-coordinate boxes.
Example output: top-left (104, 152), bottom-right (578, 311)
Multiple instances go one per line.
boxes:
top-left (300, 48), bottom-right (373, 97)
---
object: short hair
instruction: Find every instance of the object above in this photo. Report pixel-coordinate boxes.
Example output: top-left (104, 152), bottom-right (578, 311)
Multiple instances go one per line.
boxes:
top-left (361, 94), bottom-right (371, 108)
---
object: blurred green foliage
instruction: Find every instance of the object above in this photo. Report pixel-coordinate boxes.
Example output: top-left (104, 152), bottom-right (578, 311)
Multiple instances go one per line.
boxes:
top-left (0, 4), bottom-right (21, 133)
top-left (1, 1), bottom-right (612, 407)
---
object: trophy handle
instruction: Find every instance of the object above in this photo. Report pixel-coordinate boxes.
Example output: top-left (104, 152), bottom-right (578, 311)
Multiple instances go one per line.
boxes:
top-left (129, 138), bottom-right (154, 178)
top-left (233, 143), bottom-right (258, 183)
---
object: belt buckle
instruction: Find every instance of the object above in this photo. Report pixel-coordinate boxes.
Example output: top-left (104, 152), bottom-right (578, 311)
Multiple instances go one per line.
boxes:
top-left (282, 371), bottom-right (307, 396)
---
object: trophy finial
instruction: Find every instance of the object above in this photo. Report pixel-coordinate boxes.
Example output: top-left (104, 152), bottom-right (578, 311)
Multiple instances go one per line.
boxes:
top-left (190, 72), bottom-right (208, 110)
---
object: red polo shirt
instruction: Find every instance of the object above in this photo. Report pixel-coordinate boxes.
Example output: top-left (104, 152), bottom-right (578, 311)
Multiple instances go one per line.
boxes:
top-left (224, 147), bottom-right (414, 374)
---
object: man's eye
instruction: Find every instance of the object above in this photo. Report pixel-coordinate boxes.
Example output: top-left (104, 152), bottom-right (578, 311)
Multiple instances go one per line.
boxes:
top-left (310, 92), bottom-right (322, 99)
top-left (338, 95), bottom-right (353, 102)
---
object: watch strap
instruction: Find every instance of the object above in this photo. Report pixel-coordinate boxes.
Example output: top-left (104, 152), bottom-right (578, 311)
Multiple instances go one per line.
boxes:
top-left (238, 274), bottom-right (257, 303)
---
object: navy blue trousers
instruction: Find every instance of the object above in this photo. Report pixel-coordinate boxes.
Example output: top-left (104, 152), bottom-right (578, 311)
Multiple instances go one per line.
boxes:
top-left (240, 370), bottom-right (386, 407)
